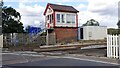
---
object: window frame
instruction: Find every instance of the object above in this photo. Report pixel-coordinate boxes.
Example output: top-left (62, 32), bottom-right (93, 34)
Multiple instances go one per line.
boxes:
top-left (61, 14), bottom-right (65, 23)
top-left (56, 13), bottom-right (76, 24)
top-left (66, 14), bottom-right (75, 24)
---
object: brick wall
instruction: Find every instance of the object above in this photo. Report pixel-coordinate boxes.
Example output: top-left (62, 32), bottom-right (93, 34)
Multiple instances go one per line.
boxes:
top-left (54, 27), bottom-right (78, 43)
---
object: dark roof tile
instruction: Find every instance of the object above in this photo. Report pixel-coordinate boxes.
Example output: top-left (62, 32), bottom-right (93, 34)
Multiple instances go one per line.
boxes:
top-left (48, 3), bottom-right (79, 13)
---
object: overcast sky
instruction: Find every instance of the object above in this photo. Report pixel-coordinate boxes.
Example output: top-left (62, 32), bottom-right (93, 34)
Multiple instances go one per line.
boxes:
top-left (3, 0), bottom-right (120, 29)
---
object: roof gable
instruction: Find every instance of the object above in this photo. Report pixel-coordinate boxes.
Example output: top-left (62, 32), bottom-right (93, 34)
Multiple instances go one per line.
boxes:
top-left (44, 3), bottom-right (79, 15)
top-left (45, 6), bottom-right (54, 15)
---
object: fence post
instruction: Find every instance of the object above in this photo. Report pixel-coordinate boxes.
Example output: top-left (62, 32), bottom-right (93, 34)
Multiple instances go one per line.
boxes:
top-left (110, 35), bottom-right (112, 58)
top-left (107, 35), bottom-right (119, 59)
top-left (113, 35), bottom-right (116, 58)
top-left (107, 35), bottom-right (110, 57)
top-left (118, 34), bottom-right (120, 59)
top-left (107, 35), bottom-right (109, 57)
top-left (115, 35), bottom-right (118, 58)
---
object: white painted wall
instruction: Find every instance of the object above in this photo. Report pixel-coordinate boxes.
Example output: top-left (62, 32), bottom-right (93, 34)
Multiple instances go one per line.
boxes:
top-left (55, 12), bottom-right (77, 27)
top-left (45, 6), bottom-right (54, 16)
top-left (45, 6), bottom-right (78, 28)
top-left (45, 6), bottom-right (54, 28)
top-left (82, 26), bottom-right (107, 40)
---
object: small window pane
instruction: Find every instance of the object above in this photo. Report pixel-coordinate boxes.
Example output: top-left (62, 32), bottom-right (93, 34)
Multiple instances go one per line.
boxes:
top-left (47, 15), bottom-right (49, 20)
top-left (52, 14), bottom-right (53, 23)
top-left (62, 14), bottom-right (65, 23)
top-left (57, 14), bottom-right (60, 23)
top-left (50, 15), bottom-right (52, 23)
top-left (66, 14), bottom-right (71, 23)
top-left (72, 15), bottom-right (75, 23)
top-left (52, 14), bottom-right (53, 20)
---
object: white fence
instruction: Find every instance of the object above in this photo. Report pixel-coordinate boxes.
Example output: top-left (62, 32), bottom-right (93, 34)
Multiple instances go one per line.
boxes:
top-left (107, 35), bottom-right (120, 59)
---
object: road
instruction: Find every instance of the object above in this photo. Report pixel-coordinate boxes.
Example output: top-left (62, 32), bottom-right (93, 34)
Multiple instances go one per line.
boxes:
top-left (2, 52), bottom-right (119, 68)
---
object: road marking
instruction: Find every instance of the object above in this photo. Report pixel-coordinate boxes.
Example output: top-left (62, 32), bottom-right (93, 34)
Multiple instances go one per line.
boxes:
top-left (46, 56), bottom-right (119, 65)
top-left (64, 57), bottom-right (119, 65)
top-left (2, 53), bottom-right (15, 54)
top-left (2, 52), bottom-right (119, 65)
top-left (21, 54), bottom-right (45, 57)
top-left (2, 53), bottom-right (46, 57)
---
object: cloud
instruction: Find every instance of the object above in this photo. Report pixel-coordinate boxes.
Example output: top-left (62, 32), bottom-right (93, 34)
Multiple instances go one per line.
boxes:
top-left (48, 0), bottom-right (87, 2)
top-left (22, 0), bottom-right (87, 3)
top-left (18, 2), bottom-right (45, 29)
top-left (88, 0), bottom-right (118, 16)
top-left (15, 0), bottom-right (120, 29)
top-left (100, 16), bottom-right (118, 28)
top-left (78, 11), bottom-right (101, 26)
top-left (76, 4), bottom-right (87, 11)
top-left (4, 0), bottom-right (87, 2)
top-left (77, 0), bottom-right (119, 28)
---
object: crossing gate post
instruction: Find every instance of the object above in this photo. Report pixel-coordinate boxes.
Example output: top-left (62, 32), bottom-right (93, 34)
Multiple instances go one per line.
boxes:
top-left (119, 35), bottom-right (120, 59)
top-left (107, 35), bottom-right (120, 59)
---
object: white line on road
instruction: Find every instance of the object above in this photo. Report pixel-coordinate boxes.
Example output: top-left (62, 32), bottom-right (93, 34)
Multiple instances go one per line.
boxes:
top-left (2, 53), bottom-right (16, 54)
top-left (64, 57), bottom-right (119, 65)
top-left (2, 53), bottom-right (46, 57)
top-left (46, 56), bottom-right (119, 65)
top-left (2, 52), bottom-right (119, 65)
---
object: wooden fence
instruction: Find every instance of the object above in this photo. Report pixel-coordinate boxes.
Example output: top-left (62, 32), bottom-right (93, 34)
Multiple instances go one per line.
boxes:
top-left (107, 35), bottom-right (120, 59)
top-left (3, 33), bottom-right (46, 47)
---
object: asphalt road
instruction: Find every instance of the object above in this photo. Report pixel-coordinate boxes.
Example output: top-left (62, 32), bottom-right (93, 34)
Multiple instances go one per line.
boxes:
top-left (4, 58), bottom-right (117, 66)
top-left (2, 53), bottom-right (119, 68)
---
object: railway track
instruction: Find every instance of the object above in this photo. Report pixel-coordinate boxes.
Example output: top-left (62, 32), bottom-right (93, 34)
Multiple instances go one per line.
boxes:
top-left (33, 42), bottom-right (106, 52)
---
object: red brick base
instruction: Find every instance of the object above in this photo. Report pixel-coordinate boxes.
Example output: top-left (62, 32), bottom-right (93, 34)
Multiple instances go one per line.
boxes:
top-left (54, 27), bottom-right (78, 43)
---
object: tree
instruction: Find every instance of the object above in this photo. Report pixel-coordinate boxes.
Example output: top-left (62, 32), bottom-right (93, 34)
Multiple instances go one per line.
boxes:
top-left (0, 0), bottom-right (3, 7)
top-left (2, 6), bottom-right (24, 33)
top-left (25, 25), bottom-right (31, 33)
top-left (117, 20), bottom-right (120, 28)
top-left (83, 19), bottom-right (99, 26)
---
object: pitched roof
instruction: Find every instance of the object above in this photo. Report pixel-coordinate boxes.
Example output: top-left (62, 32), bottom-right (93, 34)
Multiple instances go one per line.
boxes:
top-left (44, 3), bottom-right (79, 15)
